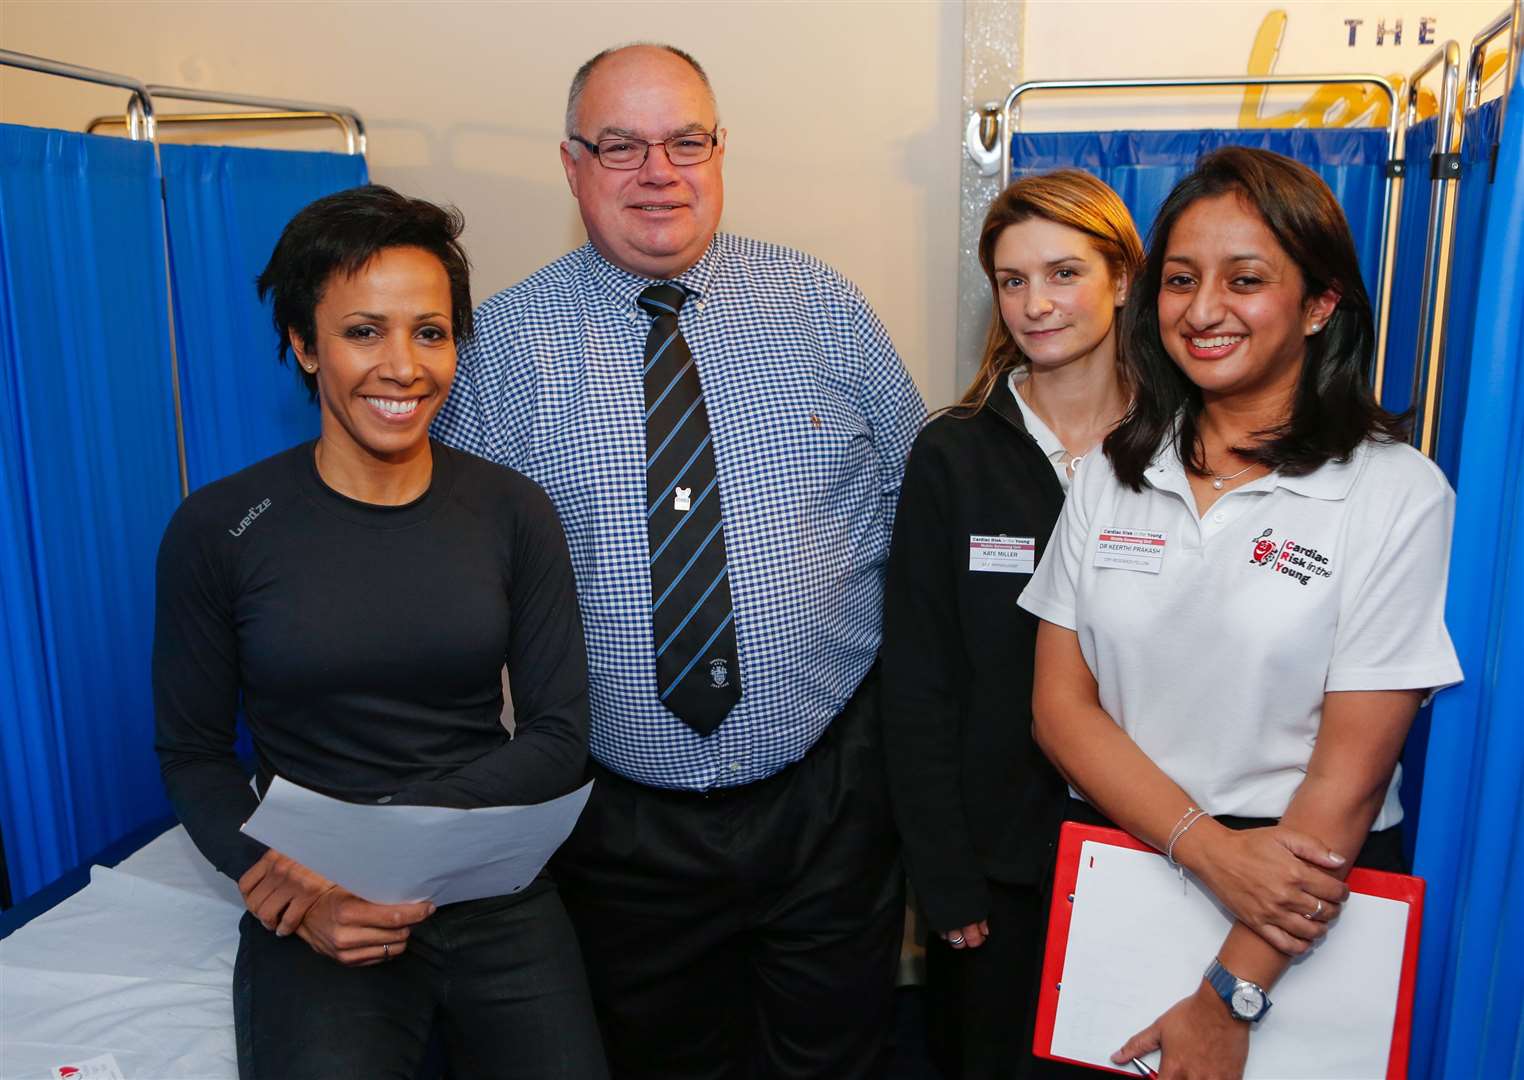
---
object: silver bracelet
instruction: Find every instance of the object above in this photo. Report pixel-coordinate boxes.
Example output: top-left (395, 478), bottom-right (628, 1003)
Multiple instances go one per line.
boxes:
top-left (1163, 805), bottom-right (1200, 859)
top-left (1167, 808), bottom-right (1209, 867)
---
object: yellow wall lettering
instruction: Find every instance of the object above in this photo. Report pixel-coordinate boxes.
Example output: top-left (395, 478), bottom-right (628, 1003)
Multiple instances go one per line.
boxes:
top-left (1238, 10), bottom-right (1453, 130)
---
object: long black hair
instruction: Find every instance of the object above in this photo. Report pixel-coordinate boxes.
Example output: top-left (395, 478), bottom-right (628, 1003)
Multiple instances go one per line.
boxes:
top-left (1104, 147), bottom-right (1407, 489)
top-left (257, 184), bottom-right (473, 401)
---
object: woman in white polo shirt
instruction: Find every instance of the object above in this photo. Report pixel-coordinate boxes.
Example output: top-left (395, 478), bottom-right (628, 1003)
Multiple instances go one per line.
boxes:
top-left (1019, 147), bottom-right (1462, 1078)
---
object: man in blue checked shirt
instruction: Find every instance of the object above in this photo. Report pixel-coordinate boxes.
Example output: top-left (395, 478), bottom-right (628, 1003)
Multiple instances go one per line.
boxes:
top-left (433, 42), bottom-right (925, 1079)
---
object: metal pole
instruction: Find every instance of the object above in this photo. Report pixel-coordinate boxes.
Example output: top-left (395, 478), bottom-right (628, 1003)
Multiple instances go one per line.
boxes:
top-left (1406, 42), bottom-right (1466, 460)
top-left (1466, 8), bottom-right (1515, 110)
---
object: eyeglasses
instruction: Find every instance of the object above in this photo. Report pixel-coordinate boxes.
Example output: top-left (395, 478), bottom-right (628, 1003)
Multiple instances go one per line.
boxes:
top-left (569, 131), bottom-right (720, 170)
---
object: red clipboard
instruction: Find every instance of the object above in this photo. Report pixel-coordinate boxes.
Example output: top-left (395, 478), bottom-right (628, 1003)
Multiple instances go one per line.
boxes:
top-left (1033, 822), bottom-right (1425, 1078)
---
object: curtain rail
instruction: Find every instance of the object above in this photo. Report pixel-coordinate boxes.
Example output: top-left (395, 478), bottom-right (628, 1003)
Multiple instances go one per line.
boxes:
top-left (136, 85), bottom-right (366, 156)
top-left (86, 109), bottom-right (356, 152)
top-left (1467, 1), bottom-right (1522, 183)
top-left (0, 49), bottom-right (156, 139)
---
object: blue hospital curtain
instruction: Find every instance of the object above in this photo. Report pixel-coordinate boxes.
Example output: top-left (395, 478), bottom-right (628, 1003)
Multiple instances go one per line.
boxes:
top-left (160, 145), bottom-right (369, 491)
top-left (1388, 103), bottom-right (1502, 847)
top-left (0, 127), bottom-right (182, 903)
top-left (1410, 60), bottom-right (1524, 1079)
top-left (1010, 126), bottom-right (1388, 303)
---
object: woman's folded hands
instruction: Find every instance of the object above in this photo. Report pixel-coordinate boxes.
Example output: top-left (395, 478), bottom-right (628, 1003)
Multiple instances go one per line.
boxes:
top-left (238, 848), bottom-right (435, 966)
top-left (1175, 821), bottom-right (1350, 956)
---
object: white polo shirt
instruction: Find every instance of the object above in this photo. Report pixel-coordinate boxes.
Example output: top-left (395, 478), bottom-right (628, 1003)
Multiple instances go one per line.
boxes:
top-left (1018, 435), bottom-right (1463, 830)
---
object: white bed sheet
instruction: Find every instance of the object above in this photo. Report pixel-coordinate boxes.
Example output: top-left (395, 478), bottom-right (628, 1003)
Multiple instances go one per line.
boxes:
top-left (0, 827), bottom-right (242, 1080)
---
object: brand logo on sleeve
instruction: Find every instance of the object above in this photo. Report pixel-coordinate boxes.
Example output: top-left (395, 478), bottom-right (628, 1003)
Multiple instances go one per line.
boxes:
top-left (1249, 528), bottom-right (1333, 586)
top-left (227, 498), bottom-right (272, 538)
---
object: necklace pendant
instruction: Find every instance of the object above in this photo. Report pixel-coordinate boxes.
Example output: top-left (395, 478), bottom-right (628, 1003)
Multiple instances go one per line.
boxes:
top-left (1212, 477), bottom-right (1226, 490)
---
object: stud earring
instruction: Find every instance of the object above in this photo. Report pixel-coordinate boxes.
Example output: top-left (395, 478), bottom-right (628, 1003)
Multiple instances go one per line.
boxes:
top-left (1310, 323), bottom-right (1322, 332)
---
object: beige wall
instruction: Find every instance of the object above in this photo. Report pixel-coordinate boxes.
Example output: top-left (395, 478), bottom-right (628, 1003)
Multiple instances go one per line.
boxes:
top-left (0, 0), bottom-right (965, 406)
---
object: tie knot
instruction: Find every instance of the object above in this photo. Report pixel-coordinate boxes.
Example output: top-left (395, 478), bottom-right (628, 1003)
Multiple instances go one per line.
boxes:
top-left (638, 283), bottom-right (688, 321)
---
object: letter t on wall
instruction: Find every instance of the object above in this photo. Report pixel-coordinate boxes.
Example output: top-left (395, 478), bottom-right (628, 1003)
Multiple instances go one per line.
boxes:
top-left (1345, 18), bottom-right (1364, 46)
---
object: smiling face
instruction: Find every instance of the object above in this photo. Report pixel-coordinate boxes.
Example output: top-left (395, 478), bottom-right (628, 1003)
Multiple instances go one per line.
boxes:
top-left (290, 245), bottom-right (456, 467)
top-left (1156, 192), bottom-right (1338, 405)
top-left (992, 217), bottom-right (1127, 373)
top-left (560, 45), bottom-right (725, 279)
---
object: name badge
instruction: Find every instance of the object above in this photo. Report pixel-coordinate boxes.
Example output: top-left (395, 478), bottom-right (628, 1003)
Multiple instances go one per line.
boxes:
top-left (1093, 527), bottom-right (1167, 574)
top-left (968, 534), bottom-right (1035, 574)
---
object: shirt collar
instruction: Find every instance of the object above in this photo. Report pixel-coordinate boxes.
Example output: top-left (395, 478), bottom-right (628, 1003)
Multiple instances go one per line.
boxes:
top-left (1007, 370), bottom-right (1068, 464)
top-left (579, 234), bottom-right (723, 315)
top-left (1270, 447), bottom-right (1363, 500)
top-left (1144, 431), bottom-right (1364, 502)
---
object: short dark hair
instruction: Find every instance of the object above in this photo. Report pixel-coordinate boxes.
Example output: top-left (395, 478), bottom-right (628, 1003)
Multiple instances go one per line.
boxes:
top-left (256, 184), bottom-right (473, 400)
top-left (1104, 146), bottom-right (1406, 488)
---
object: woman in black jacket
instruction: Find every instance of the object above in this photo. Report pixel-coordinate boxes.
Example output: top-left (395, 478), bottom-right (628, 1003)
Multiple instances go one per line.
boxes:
top-left (882, 170), bottom-right (1142, 1079)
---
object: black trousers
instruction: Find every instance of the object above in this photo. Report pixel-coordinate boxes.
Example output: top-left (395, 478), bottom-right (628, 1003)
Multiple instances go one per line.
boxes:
top-left (923, 878), bottom-right (1092, 1080)
top-left (233, 884), bottom-right (608, 1080)
top-left (1062, 799), bottom-right (1407, 873)
top-left (552, 673), bottom-right (905, 1080)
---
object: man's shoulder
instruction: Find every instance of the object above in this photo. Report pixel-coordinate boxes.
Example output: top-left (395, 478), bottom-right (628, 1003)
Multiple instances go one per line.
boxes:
top-left (714, 233), bottom-right (862, 299)
top-left (472, 246), bottom-right (591, 326)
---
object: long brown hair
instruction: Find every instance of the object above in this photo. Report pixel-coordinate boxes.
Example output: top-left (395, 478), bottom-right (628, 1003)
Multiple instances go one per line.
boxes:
top-left (1103, 147), bottom-right (1407, 489)
top-left (957, 170), bottom-right (1144, 414)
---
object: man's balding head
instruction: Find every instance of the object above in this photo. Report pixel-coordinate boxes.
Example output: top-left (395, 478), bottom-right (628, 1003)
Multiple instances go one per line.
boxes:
top-left (565, 43), bottom-right (717, 139)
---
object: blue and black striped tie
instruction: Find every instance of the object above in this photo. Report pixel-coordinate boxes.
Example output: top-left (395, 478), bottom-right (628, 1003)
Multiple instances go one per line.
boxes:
top-left (639, 283), bottom-right (741, 736)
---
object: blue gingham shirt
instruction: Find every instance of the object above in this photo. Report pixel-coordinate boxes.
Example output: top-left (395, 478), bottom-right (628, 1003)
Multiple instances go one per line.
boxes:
top-left (433, 234), bottom-right (926, 789)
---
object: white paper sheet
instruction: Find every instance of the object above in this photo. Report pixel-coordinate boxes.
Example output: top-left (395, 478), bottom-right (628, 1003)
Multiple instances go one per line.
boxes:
top-left (240, 779), bottom-right (593, 906)
top-left (1050, 840), bottom-right (1409, 1079)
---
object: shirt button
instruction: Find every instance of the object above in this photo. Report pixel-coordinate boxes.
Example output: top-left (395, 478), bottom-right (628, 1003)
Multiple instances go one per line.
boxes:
top-left (729, 762), bottom-right (742, 772)
top-left (1212, 510), bottom-right (1226, 524)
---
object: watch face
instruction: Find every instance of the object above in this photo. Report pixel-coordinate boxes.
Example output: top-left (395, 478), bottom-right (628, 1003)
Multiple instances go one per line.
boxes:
top-left (1231, 983), bottom-right (1265, 1019)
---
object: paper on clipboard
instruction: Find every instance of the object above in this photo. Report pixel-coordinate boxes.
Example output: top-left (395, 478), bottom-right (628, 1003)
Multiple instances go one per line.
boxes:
top-left (242, 777), bottom-right (592, 906)
top-left (1044, 834), bottom-right (1415, 1079)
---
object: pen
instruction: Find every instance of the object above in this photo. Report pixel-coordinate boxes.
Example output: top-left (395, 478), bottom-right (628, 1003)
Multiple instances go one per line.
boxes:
top-left (1131, 1058), bottom-right (1158, 1078)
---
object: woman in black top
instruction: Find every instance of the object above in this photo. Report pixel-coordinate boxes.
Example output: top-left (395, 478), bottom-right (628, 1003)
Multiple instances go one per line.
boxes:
top-left (152, 186), bottom-right (606, 1079)
top-left (882, 170), bottom-right (1142, 1079)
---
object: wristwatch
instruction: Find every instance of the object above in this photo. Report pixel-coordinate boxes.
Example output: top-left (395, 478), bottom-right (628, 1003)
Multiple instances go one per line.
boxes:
top-left (1204, 958), bottom-right (1272, 1022)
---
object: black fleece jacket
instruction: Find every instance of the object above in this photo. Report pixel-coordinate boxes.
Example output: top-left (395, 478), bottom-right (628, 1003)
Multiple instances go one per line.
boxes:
top-left (881, 390), bottom-right (1070, 932)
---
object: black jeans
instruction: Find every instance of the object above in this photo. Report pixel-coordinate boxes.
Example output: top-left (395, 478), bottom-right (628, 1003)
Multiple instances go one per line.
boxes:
top-left (233, 883), bottom-right (608, 1080)
top-left (552, 672), bottom-right (904, 1080)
